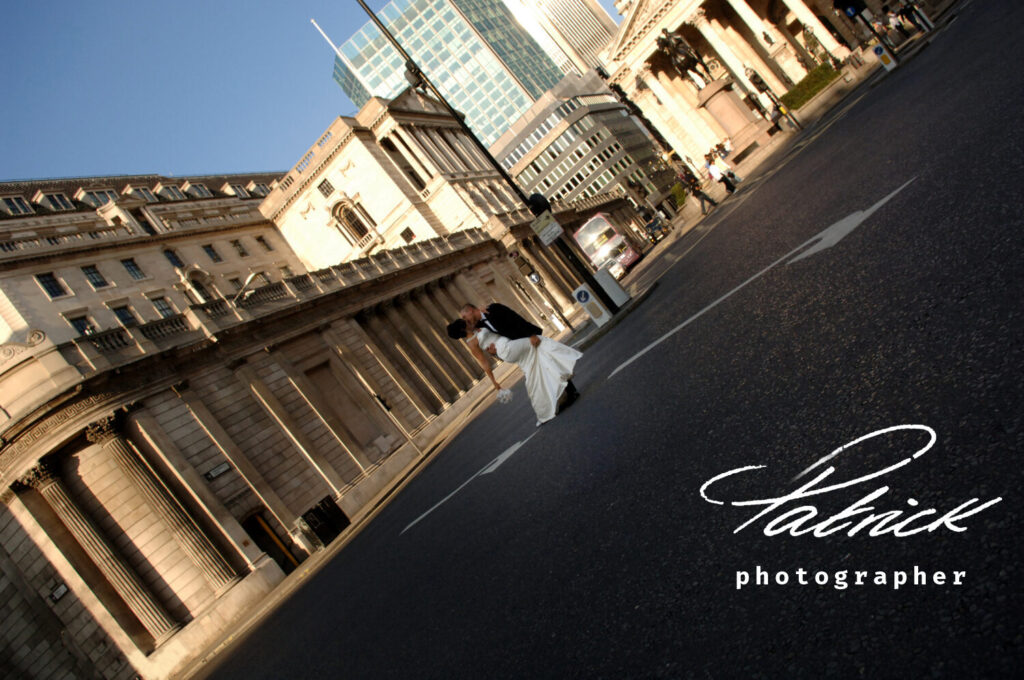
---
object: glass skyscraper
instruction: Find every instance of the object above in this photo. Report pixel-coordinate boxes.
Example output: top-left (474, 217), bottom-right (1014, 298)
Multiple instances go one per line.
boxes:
top-left (332, 0), bottom-right (564, 146)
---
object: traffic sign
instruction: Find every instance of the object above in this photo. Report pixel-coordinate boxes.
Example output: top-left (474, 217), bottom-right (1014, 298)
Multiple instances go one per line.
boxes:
top-left (530, 210), bottom-right (564, 246)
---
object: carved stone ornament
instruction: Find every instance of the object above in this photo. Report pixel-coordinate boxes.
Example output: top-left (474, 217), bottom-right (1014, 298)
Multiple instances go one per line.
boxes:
top-left (17, 457), bottom-right (61, 489)
top-left (84, 413), bottom-right (123, 445)
top-left (0, 329), bottom-right (46, 364)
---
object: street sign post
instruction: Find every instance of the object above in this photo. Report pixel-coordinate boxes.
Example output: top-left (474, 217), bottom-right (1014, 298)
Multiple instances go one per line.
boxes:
top-left (872, 43), bottom-right (898, 71)
top-left (530, 210), bottom-right (564, 246)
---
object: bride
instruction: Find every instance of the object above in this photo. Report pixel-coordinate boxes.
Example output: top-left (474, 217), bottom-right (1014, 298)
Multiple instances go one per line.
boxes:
top-left (447, 317), bottom-right (582, 425)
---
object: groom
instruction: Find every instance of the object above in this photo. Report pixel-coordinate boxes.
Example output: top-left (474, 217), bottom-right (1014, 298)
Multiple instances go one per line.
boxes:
top-left (460, 303), bottom-right (579, 409)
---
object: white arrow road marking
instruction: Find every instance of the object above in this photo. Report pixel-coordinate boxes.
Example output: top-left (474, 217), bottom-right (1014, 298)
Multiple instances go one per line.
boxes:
top-left (608, 178), bottom-right (916, 380)
top-left (400, 433), bottom-right (537, 535)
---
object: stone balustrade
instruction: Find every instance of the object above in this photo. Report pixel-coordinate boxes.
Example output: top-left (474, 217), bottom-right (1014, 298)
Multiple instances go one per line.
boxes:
top-left (138, 315), bottom-right (191, 341)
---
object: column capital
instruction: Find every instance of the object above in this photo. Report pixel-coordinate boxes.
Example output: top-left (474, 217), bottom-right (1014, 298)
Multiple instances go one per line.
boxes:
top-left (85, 412), bottom-right (123, 445)
top-left (687, 7), bottom-right (710, 28)
top-left (18, 457), bottom-right (61, 490)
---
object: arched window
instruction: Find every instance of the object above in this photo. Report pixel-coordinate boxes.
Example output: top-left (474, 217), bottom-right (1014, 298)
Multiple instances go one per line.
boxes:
top-left (332, 201), bottom-right (375, 243)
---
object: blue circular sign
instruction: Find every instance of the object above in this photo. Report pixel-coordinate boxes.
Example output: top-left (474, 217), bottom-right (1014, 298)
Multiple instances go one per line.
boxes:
top-left (576, 289), bottom-right (591, 303)
top-left (873, 45), bottom-right (884, 56)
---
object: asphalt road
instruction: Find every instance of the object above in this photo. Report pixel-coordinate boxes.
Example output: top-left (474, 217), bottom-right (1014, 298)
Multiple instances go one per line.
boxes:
top-left (201, 2), bottom-right (1022, 677)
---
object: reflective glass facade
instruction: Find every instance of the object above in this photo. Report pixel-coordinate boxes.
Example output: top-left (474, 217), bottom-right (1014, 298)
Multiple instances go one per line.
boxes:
top-left (332, 0), bottom-right (563, 146)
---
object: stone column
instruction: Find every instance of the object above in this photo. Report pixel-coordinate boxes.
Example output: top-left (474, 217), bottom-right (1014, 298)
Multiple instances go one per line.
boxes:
top-left (721, 0), bottom-right (801, 86)
top-left (440, 130), bottom-right (473, 171)
top-left (269, 350), bottom-right (374, 471)
top-left (393, 128), bottom-right (438, 180)
top-left (521, 240), bottom-right (575, 312)
top-left (415, 127), bottom-right (458, 174)
top-left (529, 237), bottom-right (581, 296)
top-left (778, 0), bottom-right (848, 56)
top-left (128, 410), bottom-right (265, 570)
top-left (379, 303), bottom-right (456, 405)
top-left (644, 69), bottom-right (721, 152)
top-left (486, 262), bottom-right (546, 329)
top-left (232, 363), bottom-right (348, 494)
top-left (690, 9), bottom-right (770, 110)
top-left (320, 321), bottom-right (424, 432)
top-left (404, 293), bottom-right (475, 389)
top-left (362, 311), bottom-right (442, 415)
top-left (172, 384), bottom-right (310, 554)
top-left (85, 415), bottom-right (238, 594)
top-left (420, 284), bottom-right (483, 378)
top-left (20, 458), bottom-right (179, 644)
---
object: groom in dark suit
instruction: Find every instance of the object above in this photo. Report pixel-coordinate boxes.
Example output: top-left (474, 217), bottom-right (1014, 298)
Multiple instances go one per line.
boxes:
top-left (460, 303), bottom-right (579, 409)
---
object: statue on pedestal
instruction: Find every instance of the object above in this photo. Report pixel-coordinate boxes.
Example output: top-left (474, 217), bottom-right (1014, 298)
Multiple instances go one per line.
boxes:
top-left (656, 28), bottom-right (713, 88)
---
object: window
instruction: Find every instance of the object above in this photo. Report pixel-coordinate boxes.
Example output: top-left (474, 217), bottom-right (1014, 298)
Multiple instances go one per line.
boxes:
top-left (111, 305), bottom-right (138, 327)
top-left (163, 249), bottom-right (185, 268)
top-left (121, 258), bottom-right (146, 280)
top-left (203, 244), bottom-right (223, 262)
top-left (317, 179), bottom-right (335, 198)
top-left (229, 277), bottom-right (243, 291)
top-left (230, 184), bottom-right (249, 198)
top-left (231, 239), bottom-right (249, 257)
top-left (2, 196), bottom-right (33, 215)
top-left (249, 183), bottom-right (271, 196)
top-left (81, 265), bottom-right (109, 288)
top-left (400, 227), bottom-right (415, 244)
top-left (157, 184), bottom-right (185, 201)
top-left (80, 189), bottom-right (118, 207)
top-left (255, 235), bottom-right (274, 251)
top-left (68, 315), bottom-right (96, 336)
top-left (187, 183), bottom-right (212, 198)
top-left (151, 297), bottom-right (176, 318)
top-left (43, 193), bottom-right (74, 211)
top-left (133, 186), bottom-right (158, 202)
top-left (332, 203), bottom-right (370, 241)
top-left (190, 280), bottom-right (214, 302)
top-left (36, 273), bottom-right (68, 298)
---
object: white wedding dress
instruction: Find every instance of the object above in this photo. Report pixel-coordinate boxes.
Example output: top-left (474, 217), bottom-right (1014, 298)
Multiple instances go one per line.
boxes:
top-left (475, 328), bottom-right (582, 424)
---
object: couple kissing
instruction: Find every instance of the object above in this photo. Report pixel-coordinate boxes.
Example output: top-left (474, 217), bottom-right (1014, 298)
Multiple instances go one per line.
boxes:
top-left (447, 303), bottom-right (581, 426)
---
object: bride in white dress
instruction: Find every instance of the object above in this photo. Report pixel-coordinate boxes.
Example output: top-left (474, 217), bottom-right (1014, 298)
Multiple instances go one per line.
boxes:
top-left (448, 318), bottom-right (582, 425)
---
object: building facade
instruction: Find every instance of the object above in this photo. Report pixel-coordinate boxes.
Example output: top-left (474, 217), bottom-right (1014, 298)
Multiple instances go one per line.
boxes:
top-left (260, 88), bottom-right (525, 271)
top-left (0, 158), bottom-right (641, 680)
top-left (491, 70), bottom-right (676, 212)
top-left (504, 0), bottom-right (620, 75)
top-left (330, 0), bottom-right (565, 146)
top-left (602, 0), bottom-right (858, 171)
top-left (0, 168), bottom-right (577, 677)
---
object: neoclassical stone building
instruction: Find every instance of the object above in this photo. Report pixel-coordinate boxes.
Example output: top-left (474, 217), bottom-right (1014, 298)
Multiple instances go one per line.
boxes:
top-left (261, 88), bottom-right (526, 271)
top-left (0, 154), bottom-right (637, 677)
top-left (602, 0), bottom-right (859, 170)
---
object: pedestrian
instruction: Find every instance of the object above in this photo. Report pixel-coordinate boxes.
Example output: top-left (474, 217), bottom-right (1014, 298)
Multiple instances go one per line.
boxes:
top-left (681, 172), bottom-right (717, 216)
top-left (706, 155), bottom-right (736, 194)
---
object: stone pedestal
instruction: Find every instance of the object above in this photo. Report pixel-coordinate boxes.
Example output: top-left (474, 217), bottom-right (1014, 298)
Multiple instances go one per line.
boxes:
top-left (698, 79), bottom-right (772, 158)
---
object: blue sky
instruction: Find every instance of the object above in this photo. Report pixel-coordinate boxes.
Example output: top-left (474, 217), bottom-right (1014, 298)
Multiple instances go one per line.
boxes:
top-left (0, 0), bottom-right (622, 181)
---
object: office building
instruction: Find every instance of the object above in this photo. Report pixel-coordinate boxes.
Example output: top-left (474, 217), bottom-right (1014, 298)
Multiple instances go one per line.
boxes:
top-left (329, 0), bottom-right (564, 146)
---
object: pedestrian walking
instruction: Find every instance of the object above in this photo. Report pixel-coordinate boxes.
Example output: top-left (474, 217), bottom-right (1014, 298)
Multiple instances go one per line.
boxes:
top-left (681, 172), bottom-right (717, 216)
top-left (706, 155), bottom-right (736, 194)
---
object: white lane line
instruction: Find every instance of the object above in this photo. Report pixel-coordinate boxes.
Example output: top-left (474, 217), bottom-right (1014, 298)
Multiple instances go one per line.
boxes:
top-left (400, 433), bottom-right (537, 535)
top-left (607, 178), bottom-right (916, 380)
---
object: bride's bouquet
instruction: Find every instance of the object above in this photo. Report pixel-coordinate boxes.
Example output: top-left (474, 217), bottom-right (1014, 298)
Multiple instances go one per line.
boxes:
top-left (496, 388), bottom-right (513, 404)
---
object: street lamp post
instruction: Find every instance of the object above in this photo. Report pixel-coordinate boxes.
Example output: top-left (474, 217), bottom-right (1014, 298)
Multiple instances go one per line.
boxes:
top-left (353, 0), bottom-right (619, 314)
